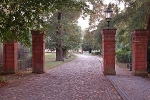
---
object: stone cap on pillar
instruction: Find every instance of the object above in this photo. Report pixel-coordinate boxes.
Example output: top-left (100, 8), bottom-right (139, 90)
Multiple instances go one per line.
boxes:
top-left (101, 28), bottom-right (117, 35)
top-left (31, 30), bottom-right (45, 43)
top-left (31, 30), bottom-right (46, 35)
top-left (131, 29), bottom-right (149, 43)
top-left (101, 28), bottom-right (117, 42)
top-left (131, 29), bottom-right (150, 35)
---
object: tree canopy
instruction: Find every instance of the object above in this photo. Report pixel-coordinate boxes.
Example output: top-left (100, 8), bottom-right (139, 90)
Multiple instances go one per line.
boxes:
top-left (45, 10), bottom-right (82, 51)
top-left (0, 0), bottom-right (91, 46)
top-left (1, 0), bottom-right (150, 50)
top-left (113, 0), bottom-right (150, 50)
top-left (82, 0), bottom-right (150, 52)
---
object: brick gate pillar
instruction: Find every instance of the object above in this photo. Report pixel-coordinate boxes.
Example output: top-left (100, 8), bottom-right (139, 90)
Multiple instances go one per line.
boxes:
top-left (3, 42), bottom-right (18, 74)
top-left (31, 30), bottom-right (45, 74)
top-left (101, 28), bottom-right (116, 75)
top-left (132, 29), bottom-right (149, 76)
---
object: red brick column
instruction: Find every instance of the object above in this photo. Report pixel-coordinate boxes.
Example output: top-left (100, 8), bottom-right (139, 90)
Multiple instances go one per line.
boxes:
top-left (101, 28), bottom-right (116, 75)
top-left (132, 29), bottom-right (149, 76)
top-left (3, 42), bottom-right (18, 74)
top-left (31, 30), bottom-right (45, 74)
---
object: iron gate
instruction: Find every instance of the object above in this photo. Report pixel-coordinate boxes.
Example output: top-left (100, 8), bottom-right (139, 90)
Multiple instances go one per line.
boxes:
top-left (18, 44), bottom-right (32, 71)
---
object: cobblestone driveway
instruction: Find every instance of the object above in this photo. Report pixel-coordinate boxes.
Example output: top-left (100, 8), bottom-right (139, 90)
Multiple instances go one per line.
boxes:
top-left (0, 54), bottom-right (122, 100)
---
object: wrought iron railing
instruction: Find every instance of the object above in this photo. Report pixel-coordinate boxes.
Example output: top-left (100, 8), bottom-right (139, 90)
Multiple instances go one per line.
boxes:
top-left (17, 44), bottom-right (32, 71)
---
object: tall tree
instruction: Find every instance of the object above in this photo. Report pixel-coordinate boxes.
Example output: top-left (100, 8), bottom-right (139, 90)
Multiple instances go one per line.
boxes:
top-left (56, 12), bottom-right (63, 61)
top-left (86, 0), bottom-right (150, 51)
top-left (82, 29), bottom-right (94, 51)
top-left (112, 0), bottom-right (150, 50)
top-left (46, 10), bottom-right (83, 61)
top-left (0, 0), bottom-right (91, 46)
top-left (62, 23), bottom-right (82, 58)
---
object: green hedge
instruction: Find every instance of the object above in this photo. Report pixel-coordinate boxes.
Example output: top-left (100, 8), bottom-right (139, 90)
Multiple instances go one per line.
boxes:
top-left (116, 49), bottom-right (132, 63)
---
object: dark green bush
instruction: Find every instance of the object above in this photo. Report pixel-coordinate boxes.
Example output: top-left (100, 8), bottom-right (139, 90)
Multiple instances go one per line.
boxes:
top-left (116, 49), bottom-right (132, 63)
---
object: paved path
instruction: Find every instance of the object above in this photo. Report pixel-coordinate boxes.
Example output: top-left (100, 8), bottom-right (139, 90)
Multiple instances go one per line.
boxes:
top-left (108, 65), bottom-right (150, 100)
top-left (1, 54), bottom-right (150, 100)
top-left (92, 54), bottom-right (150, 100)
top-left (0, 54), bottom-right (122, 100)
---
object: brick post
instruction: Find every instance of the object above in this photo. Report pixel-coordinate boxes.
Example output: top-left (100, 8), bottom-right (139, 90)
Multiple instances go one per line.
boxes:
top-left (101, 28), bottom-right (116, 75)
top-left (3, 42), bottom-right (18, 74)
top-left (31, 30), bottom-right (45, 74)
top-left (132, 29), bottom-right (149, 76)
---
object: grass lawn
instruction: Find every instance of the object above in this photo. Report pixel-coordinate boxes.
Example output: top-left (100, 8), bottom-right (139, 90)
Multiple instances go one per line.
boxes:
top-left (45, 53), bottom-right (76, 71)
top-left (0, 53), bottom-right (76, 86)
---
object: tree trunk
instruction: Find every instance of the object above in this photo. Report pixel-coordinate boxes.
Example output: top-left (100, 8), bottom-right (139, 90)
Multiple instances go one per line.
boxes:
top-left (56, 47), bottom-right (63, 61)
top-left (147, 16), bottom-right (150, 74)
top-left (146, 16), bottom-right (150, 29)
top-left (56, 12), bottom-right (63, 61)
top-left (62, 48), bottom-right (68, 58)
top-left (146, 16), bottom-right (150, 42)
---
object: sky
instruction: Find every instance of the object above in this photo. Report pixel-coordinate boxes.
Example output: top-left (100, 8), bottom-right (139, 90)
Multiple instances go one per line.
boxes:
top-left (77, 16), bottom-right (89, 30)
top-left (77, 0), bottom-right (124, 30)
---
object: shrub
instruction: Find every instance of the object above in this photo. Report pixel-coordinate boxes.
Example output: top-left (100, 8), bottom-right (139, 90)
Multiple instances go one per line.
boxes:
top-left (116, 49), bottom-right (132, 63)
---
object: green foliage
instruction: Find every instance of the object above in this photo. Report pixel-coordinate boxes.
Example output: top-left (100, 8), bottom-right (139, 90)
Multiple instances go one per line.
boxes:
top-left (112, 0), bottom-right (150, 50)
top-left (113, 0), bottom-right (150, 30)
top-left (116, 49), bottom-right (132, 63)
top-left (81, 30), bottom-right (94, 51)
top-left (0, 0), bottom-right (92, 46)
top-left (115, 28), bottom-right (132, 50)
top-left (88, 0), bottom-right (150, 55)
top-left (62, 23), bottom-right (82, 50)
top-left (82, 20), bottom-right (106, 50)
top-left (46, 11), bottom-right (82, 51)
top-left (82, 42), bottom-right (92, 51)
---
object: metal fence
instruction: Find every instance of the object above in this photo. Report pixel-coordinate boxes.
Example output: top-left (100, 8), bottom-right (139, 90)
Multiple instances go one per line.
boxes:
top-left (18, 44), bottom-right (32, 71)
top-left (0, 43), bottom-right (32, 73)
